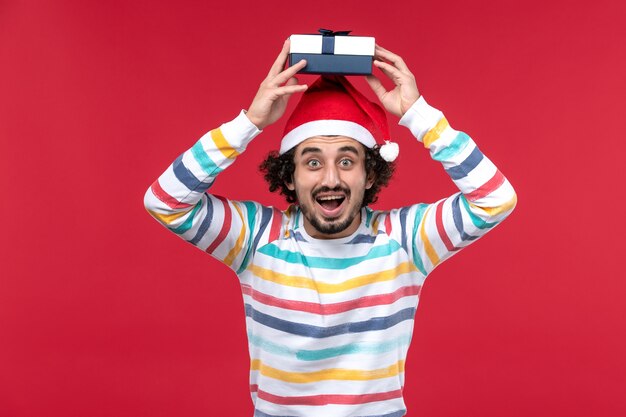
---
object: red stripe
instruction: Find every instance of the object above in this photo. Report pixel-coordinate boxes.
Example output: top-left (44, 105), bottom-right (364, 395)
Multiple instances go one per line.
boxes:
top-left (384, 213), bottom-right (392, 235)
top-left (268, 208), bottom-right (282, 242)
top-left (251, 385), bottom-right (403, 406)
top-left (205, 196), bottom-right (232, 253)
top-left (150, 180), bottom-right (192, 209)
top-left (241, 284), bottom-right (421, 315)
top-left (465, 170), bottom-right (505, 201)
top-left (435, 201), bottom-right (457, 252)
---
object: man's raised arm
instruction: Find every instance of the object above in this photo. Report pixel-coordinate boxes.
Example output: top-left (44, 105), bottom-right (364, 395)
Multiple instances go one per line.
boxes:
top-left (143, 41), bottom-right (307, 272)
top-left (367, 45), bottom-right (517, 275)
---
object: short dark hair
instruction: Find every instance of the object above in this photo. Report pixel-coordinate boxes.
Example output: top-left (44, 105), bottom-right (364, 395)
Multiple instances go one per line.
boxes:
top-left (259, 144), bottom-right (395, 207)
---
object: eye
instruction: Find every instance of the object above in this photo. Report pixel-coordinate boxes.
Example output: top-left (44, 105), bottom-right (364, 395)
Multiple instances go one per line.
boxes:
top-left (339, 158), bottom-right (353, 168)
top-left (307, 159), bottom-right (321, 168)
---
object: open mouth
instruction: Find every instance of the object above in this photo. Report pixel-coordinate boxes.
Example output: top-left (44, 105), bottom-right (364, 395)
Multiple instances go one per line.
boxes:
top-left (315, 194), bottom-right (347, 217)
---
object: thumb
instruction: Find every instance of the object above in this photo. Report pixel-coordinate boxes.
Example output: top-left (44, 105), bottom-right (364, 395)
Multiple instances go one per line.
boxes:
top-left (366, 75), bottom-right (387, 101)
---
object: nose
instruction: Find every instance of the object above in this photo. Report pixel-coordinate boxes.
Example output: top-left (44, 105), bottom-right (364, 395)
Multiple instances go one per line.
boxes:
top-left (321, 164), bottom-right (341, 188)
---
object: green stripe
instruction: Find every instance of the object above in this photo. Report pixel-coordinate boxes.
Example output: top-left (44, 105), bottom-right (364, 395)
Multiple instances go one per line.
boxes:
top-left (237, 201), bottom-right (258, 274)
top-left (432, 131), bottom-right (470, 161)
top-left (257, 240), bottom-right (402, 269)
top-left (365, 208), bottom-right (373, 228)
top-left (171, 199), bottom-right (203, 234)
top-left (247, 331), bottom-right (412, 361)
top-left (460, 195), bottom-right (497, 229)
top-left (191, 140), bottom-right (223, 176)
top-left (411, 204), bottom-right (429, 276)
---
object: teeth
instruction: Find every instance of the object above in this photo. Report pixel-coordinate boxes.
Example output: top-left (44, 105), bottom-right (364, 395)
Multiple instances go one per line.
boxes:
top-left (317, 196), bottom-right (343, 201)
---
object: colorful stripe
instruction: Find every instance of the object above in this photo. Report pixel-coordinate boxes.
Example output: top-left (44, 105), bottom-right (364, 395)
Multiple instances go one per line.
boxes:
top-left (150, 180), bottom-right (192, 209)
top-left (210, 128), bottom-right (240, 159)
top-left (242, 284), bottom-right (420, 314)
top-left (248, 332), bottom-right (412, 361)
top-left (224, 203), bottom-right (247, 266)
top-left (190, 139), bottom-right (222, 176)
top-left (423, 117), bottom-right (449, 148)
top-left (172, 154), bottom-right (210, 193)
top-left (446, 147), bottom-right (484, 180)
top-left (245, 304), bottom-right (416, 338)
top-left (247, 261), bottom-right (417, 294)
top-left (432, 131), bottom-right (470, 161)
top-left (465, 170), bottom-right (505, 201)
top-left (435, 200), bottom-right (457, 252)
top-left (252, 385), bottom-right (403, 406)
top-left (250, 359), bottom-right (405, 383)
top-left (419, 207), bottom-right (440, 267)
top-left (257, 240), bottom-right (402, 269)
top-left (205, 196), bottom-right (232, 253)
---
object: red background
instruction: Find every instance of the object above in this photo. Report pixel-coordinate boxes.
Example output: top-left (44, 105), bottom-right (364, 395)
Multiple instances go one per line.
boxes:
top-left (1, 0), bottom-right (625, 416)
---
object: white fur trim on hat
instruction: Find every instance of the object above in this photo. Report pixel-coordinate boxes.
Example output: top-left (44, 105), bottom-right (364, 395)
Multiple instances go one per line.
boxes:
top-left (279, 120), bottom-right (377, 154)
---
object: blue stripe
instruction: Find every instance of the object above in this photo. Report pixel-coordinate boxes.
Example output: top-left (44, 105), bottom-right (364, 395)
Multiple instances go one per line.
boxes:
top-left (410, 204), bottom-right (429, 276)
top-left (451, 194), bottom-right (479, 242)
top-left (433, 131), bottom-right (470, 161)
top-left (291, 230), bottom-right (308, 242)
top-left (445, 146), bottom-right (484, 180)
top-left (171, 199), bottom-right (203, 234)
top-left (245, 304), bottom-right (415, 338)
top-left (188, 196), bottom-right (214, 245)
top-left (257, 240), bottom-right (402, 269)
top-left (172, 155), bottom-right (210, 193)
top-left (459, 194), bottom-right (497, 229)
top-left (191, 140), bottom-right (223, 176)
top-left (347, 233), bottom-right (377, 244)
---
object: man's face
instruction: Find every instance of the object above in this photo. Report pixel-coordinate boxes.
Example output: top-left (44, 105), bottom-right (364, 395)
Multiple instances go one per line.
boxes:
top-left (287, 136), bottom-right (374, 239)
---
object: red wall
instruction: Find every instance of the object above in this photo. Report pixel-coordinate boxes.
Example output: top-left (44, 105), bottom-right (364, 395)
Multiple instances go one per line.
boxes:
top-left (1, 0), bottom-right (625, 416)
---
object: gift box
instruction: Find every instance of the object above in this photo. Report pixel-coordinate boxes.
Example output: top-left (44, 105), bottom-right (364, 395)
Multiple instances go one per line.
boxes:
top-left (289, 29), bottom-right (375, 75)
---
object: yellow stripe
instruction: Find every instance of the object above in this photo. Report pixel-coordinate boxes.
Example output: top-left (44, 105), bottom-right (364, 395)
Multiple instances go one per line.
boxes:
top-left (224, 203), bottom-right (246, 266)
top-left (250, 359), bottom-right (405, 383)
top-left (211, 128), bottom-right (240, 159)
top-left (469, 193), bottom-right (517, 217)
top-left (371, 213), bottom-right (381, 233)
top-left (423, 117), bottom-right (449, 149)
top-left (420, 207), bottom-right (440, 266)
top-left (147, 208), bottom-right (190, 225)
top-left (247, 261), bottom-right (417, 294)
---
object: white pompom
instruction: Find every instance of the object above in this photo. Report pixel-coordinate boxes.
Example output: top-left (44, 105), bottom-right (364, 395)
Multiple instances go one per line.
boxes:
top-left (379, 140), bottom-right (399, 162)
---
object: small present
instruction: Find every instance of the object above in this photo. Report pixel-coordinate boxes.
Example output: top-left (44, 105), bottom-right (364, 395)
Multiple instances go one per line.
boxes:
top-left (289, 29), bottom-right (375, 75)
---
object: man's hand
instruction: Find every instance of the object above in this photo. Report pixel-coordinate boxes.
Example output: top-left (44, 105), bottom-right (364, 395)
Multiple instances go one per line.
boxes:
top-left (246, 40), bottom-right (308, 130)
top-left (366, 45), bottom-right (420, 118)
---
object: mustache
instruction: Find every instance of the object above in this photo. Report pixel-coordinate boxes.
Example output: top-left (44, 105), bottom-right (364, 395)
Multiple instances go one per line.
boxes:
top-left (312, 186), bottom-right (350, 199)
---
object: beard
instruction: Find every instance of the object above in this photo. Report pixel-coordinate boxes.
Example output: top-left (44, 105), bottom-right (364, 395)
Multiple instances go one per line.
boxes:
top-left (298, 186), bottom-right (364, 236)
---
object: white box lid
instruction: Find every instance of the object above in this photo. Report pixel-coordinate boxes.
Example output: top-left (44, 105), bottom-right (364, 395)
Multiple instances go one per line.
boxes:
top-left (289, 34), bottom-right (375, 56)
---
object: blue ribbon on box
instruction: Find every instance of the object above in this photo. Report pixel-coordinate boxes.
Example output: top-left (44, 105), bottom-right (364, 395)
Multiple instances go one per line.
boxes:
top-left (318, 28), bottom-right (352, 55)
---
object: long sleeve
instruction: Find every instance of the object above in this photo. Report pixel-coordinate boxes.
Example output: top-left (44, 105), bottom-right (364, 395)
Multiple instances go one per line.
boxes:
top-left (143, 111), bottom-right (281, 274)
top-left (388, 96), bottom-right (517, 276)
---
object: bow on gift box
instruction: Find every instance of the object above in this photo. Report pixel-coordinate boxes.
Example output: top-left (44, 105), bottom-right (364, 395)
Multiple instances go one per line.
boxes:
top-left (318, 28), bottom-right (352, 54)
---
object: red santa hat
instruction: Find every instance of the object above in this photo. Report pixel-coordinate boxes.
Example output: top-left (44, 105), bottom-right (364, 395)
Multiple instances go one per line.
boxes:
top-left (279, 76), bottom-right (399, 162)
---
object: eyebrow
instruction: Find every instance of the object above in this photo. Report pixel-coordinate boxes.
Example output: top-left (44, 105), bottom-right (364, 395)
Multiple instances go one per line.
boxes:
top-left (298, 145), bottom-right (361, 157)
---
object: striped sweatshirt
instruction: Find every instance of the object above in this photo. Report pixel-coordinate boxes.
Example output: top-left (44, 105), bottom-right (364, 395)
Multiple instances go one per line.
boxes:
top-left (144, 96), bottom-right (517, 417)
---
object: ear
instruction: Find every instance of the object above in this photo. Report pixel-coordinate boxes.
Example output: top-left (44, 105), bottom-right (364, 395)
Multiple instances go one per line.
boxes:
top-left (285, 177), bottom-right (295, 191)
top-left (365, 172), bottom-right (375, 190)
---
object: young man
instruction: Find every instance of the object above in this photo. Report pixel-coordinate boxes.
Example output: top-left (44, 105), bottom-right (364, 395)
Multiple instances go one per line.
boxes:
top-left (144, 40), bottom-right (516, 417)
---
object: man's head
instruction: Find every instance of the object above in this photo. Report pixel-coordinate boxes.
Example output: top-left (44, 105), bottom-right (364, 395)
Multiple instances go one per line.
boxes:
top-left (259, 75), bottom-right (396, 238)
top-left (260, 136), bottom-right (394, 238)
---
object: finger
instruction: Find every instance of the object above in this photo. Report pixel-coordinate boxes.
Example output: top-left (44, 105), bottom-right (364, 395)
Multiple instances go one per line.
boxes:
top-left (271, 59), bottom-right (307, 86)
top-left (271, 83), bottom-right (308, 98)
top-left (267, 39), bottom-right (291, 78)
top-left (284, 76), bottom-right (299, 87)
top-left (374, 60), bottom-right (405, 84)
top-left (366, 75), bottom-right (387, 101)
top-left (375, 46), bottom-right (410, 73)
